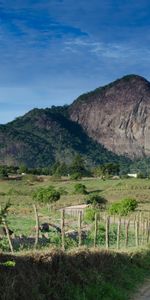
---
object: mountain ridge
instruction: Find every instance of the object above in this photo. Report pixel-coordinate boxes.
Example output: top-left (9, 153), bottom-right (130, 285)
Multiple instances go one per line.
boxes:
top-left (0, 74), bottom-right (150, 167)
top-left (0, 106), bottom-right (128, 167)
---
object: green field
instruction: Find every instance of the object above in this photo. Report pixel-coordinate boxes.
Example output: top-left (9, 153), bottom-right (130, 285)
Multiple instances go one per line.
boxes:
top-left (0, 176), bottom-right (150, 209)
top-left (0, 176), bottom-right (150, 252)
top-left (1, 177), bottom-right (150, 299)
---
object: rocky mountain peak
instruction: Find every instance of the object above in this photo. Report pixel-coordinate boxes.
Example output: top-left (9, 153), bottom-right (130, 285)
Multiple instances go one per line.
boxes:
top-left (69, 75), bottom-right (150, 158)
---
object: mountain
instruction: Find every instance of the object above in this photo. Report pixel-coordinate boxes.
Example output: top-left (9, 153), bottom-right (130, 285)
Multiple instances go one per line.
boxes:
top-left (1, 73), bottom-right (150, 168)
top-left (69, 75), bottom-right (150, 158)
top-left (0, 107), bottom-right (127, 168)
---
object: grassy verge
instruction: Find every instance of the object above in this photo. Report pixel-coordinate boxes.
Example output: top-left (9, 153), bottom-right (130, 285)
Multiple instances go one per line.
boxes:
top-left (0, 247), bottom-right (150, 300)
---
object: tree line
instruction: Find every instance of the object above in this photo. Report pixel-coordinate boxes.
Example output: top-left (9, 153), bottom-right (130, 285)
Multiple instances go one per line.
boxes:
top-left (0, 155), bottom-right (121, 179)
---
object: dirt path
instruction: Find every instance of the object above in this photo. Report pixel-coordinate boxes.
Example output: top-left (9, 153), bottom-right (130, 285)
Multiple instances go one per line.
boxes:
top-left (132, 280), bottom-right (150, 300)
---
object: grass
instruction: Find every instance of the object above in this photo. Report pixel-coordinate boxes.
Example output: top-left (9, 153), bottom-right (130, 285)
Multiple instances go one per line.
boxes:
top-left (1, 177), bottom-right (150, 208)
top-left (0, 247), bottom-right (150, 300)
top-left (0, 176), bottom-right (150, 250)
top-left (1, 177), bottom-right (150, 298)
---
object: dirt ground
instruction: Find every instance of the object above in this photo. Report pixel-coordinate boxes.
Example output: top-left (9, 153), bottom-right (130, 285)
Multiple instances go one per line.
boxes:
top-left (132, 280), bottom-right (150, 300)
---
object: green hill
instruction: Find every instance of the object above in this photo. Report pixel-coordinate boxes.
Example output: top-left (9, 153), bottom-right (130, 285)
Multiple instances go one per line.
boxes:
top-left (0, 107), bottom-right (129, 168)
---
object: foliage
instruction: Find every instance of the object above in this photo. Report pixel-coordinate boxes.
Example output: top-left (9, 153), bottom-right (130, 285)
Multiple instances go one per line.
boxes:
top-left (54, 162), bottom-right (69, 177)
top-left (74, 183), bottom-right (87, 195)
top-left (33, 186), bottom-right (60, 204)
top-left (0, 201), bottom-right (11, 224)
top-left (70, 154), bottom-right (87, 176)
top-left (109, 198), bottom-right (138, 216)
top-left (92, 163), bottom-right (121, 178)
top-left (1, 244), bottom-right (150, 300)
top-left (0, 166), bottom-right (8, 179)
top-left (85, 193), bottom-right (107, 207)
top-left (0, 237), bottom-right (10, 252)
top-left (0, 106), bottom-right (131, 170)
top-left (18, 164), bottom-right (28, 174)
top-left (0, 260), bottom-right (15, 267)
top-left (70, 172), bottom-right (82, 180)
top-left (84, 207), bottom-right (98, 223)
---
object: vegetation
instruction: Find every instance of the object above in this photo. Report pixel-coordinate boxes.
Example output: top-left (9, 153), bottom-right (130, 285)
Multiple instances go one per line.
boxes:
top-left (93, 163), bottom-right (120, 177)
top-left (0, 248), bottom-right (150, 300)
top-left (32, 186), bottom-right (60, 204)
top-left (84, 207), bottom-right (98, 222)
top-left (74, 183), bottom-right (87, 194)
top-left (0, 107), bottom-right (131, 169)
top-left (109, 198), bottom-right (138, 216)
top-left (86, 193), bottom-right (107, 207)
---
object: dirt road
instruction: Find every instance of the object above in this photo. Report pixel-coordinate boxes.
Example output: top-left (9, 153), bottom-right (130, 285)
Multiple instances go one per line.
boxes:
top-left (132, 280), bottom-right (150, 300)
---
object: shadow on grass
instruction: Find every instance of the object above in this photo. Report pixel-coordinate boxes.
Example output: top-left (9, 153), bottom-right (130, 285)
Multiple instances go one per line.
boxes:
top-left (88, 189), bottom-right (103, 194)
top-left (0, 248), bottom-right (150, 300)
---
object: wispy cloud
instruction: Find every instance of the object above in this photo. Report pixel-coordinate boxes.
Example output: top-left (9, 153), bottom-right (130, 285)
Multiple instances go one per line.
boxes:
top-left (64, 37), bottom-right (150, 62)
top-left (0, 0), bottom-right (150, 123)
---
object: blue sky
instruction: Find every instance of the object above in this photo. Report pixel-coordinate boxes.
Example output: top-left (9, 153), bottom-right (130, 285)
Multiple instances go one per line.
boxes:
top-left (1, 0), bottom-right (150, 123)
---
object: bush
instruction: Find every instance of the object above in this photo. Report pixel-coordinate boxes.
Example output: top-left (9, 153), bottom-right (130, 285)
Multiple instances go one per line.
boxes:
top-left (85, 193), bottom-right (107, 207)
top-left (109, 198), bottom-right (138, 216)
top-left (74, 183), bottom-right (87, 195)
top-left (33, 186), bottom-right (60, 204)
top-left (84, 208), bottom-right (98, 223)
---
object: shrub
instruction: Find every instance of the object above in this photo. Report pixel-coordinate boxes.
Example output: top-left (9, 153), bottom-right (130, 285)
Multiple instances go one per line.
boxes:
top-left (84, 208), bottom-right (98, 223)
top-left (85, 193), bottom-right (107, 207)
top-left (74, 183), bottom-right (87, 195)
top-left (33, 186), bottom-right (60, 204)
top-left (109, 198), bottom-right (138, 216)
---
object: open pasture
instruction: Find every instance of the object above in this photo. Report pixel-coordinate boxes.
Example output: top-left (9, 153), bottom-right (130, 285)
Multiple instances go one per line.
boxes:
top-left (0, 176), bottom-right (150, 252)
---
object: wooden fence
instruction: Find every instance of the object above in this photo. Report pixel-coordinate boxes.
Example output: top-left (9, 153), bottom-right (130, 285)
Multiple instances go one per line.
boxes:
top-left (1, 207), bottom-right (150, 253)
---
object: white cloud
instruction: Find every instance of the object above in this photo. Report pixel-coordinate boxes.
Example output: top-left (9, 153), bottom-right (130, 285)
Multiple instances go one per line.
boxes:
top-left (64, 37), bottom-right (150, 62)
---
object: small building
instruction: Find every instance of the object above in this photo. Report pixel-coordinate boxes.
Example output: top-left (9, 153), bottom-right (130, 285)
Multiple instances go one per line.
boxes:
top-left (60, 204), bottom-right (89, 217)
top-left (127, 173), bottom-right (138, 178)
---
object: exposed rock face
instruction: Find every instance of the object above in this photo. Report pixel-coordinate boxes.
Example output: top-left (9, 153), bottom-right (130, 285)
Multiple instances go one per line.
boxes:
top-left (69, 75), bottom-right (150, 158)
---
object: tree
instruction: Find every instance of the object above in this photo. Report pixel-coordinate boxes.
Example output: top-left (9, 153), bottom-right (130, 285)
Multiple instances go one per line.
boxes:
top-left (18, 164), bottom-right (28, 174)
top-left (92, 163), bottom-right (120, 177)
top-left (70, 154), bottom-right (87, 177)
top-left (0, 166), bottom-right (8, 179)
top-left (54, 162), bottom-right (68, 177)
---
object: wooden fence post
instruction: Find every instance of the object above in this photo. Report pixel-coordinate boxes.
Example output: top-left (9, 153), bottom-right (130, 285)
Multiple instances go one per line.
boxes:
top-left (141, 220), bottom-right (144, 244)
top-left (94, 213), bottom-right (98, 248)
top-left (133, 215), bottom-right (136, 230)
top-left (117, 218), bottom-right (121, 250)
top-left (125, 219), bottom-right (130, 248)
top-left (3, 219), bottom-right (14, 254)
top-left (33, 204), bottom-right (39, 248)
top-left (61, 209), bottom-right (65, 251)
top-left (105, 216), bottom-right (110, 249)
top-left (147, 221), bottom-right (150, 244)
top-left (78, 211), bottom-right (82, 247)
top-left (135, 221), bottom-right (139, 247)
top-left (146, 220), bottom-right (149, 244)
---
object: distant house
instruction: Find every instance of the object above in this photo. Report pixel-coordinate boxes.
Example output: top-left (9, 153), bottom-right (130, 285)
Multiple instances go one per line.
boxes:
top-left (127, 173), bottom-right (138, 178)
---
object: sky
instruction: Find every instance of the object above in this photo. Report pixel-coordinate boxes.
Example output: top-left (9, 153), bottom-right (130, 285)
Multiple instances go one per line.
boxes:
top-left (1, 0), bottom-right (150, 123)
